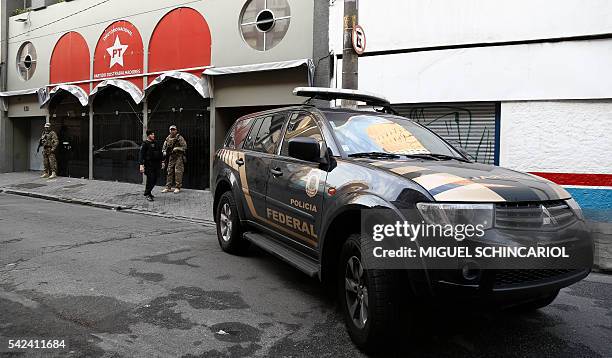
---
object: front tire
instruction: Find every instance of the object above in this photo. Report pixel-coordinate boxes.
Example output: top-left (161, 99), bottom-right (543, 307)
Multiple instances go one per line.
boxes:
top-left (215, 191), bottom-right (249, 254)
top-left (338, 233), bottom-right (404, 352)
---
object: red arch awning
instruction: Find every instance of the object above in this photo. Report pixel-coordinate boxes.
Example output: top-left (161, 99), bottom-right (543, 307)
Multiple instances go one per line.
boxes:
top-left (148, 7), bottom-right (212, 78)
top-left (50, 32), bottom-right (90, 94)
top-left (93, 20), bottom-right (144, 89)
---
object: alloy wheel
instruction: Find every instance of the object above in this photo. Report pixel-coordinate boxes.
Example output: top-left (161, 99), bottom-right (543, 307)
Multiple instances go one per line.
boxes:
top-left (220, 202), bottom-right (233, 242)
top-left (345, 256), bottom-right (368, 329)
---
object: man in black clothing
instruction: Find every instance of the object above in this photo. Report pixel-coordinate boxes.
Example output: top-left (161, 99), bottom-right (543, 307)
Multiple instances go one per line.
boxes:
top-left (139, 130), bottom-right (163, 201)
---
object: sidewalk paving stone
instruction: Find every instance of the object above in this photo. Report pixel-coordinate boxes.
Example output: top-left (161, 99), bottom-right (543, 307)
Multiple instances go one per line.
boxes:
top-left (0, 171), bottom-right (214, 224)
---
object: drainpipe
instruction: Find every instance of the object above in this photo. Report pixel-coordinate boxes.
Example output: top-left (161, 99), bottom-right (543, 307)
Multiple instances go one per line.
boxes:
top-left (0, 0), bottom-right (10, 172)
top-left (88, 107), bottom-right (93, 179)
top-left (341, 0), bottom-right (358, 107)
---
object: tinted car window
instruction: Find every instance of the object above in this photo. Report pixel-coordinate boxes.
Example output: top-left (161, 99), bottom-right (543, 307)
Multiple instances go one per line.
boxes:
top-left (224, 122), bottom-right (237, 148)
top-left (249, 113), bottom-right (286, 154)
top-left (243, 116), bottom-right (265, 150)
top-left (280, 112), bottom-right (324, 157)
top-left (226, 117), bottom-right (254, 149)
top-left (235, 118), bottom-right (254, 149)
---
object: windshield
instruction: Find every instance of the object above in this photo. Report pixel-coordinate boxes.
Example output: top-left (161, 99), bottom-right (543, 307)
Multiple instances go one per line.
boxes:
top-left (327, 113), bottom-right (462, 158)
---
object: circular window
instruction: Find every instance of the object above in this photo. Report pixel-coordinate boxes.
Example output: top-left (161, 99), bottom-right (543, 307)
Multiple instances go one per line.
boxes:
top-left (17, 42), bottom-right (37, 81)
top-left (240, 0), bottom-right (291, 51)
top-left (256, 9), bottom-right (275, 32)
top-left (24, 55), bottom-right (33, 69)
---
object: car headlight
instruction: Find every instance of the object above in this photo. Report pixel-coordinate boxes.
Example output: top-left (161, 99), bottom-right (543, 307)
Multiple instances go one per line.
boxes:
top-left (416, 203), bottom-right (494, 229)
top-left (565, 198), bottom-right (585, 220)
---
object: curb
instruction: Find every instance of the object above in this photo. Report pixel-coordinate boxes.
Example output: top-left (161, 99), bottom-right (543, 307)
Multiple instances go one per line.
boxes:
top-left (1, 188), bottom-right (128, 211)
top-left (592, 267), bottom-right (612, 275)
top-left (122, 208), bottom-right (216, 227)
top-left (1, 188), bottom-right (215, 227)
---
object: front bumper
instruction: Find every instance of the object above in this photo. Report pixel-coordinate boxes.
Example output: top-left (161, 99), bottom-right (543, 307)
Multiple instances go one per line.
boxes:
top-left (432, 268), bottom-right (590, 307)
top-left (423, 219), bottom-right (594, 305)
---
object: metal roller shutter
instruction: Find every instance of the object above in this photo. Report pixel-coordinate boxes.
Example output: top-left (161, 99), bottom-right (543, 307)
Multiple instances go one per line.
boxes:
top-left (394, 102), bottom-right (499, 165)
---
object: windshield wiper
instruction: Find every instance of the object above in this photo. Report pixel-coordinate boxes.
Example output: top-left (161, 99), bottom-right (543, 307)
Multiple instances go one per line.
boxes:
top-left (348, 152), bottom-right (470, 162)
top-left (426, 153), bottom-right (471, 162)
top-left (348, 152), bottom-right (402, 159)
top-left (402, 153), bottom-right (470, 162)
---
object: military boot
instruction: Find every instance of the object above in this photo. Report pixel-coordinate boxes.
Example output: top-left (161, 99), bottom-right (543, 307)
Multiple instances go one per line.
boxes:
top-left (48, 172), bottom-right (57, 179)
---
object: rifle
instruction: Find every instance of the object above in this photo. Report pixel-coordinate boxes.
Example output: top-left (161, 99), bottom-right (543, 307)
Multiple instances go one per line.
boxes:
top-left (36, 137), bottom-right (45, 153)
top-left (162, 139), bottom-right (176, 170)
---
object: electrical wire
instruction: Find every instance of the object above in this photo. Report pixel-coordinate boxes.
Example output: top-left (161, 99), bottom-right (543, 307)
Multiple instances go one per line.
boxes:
top-left (8, 0), bottom-right (111, 41)
top-left (7, 0), bottom-right (203, 44)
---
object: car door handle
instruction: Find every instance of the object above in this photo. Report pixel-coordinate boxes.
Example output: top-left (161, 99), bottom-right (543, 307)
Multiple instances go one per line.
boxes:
top-left (270, 168), bottom-right (283, 177)
top-left (235, 158), bottom-right (244, 166)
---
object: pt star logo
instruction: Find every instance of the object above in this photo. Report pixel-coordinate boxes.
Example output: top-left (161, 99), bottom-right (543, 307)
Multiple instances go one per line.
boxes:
top-left (106, 36), bottom-right (129, 68)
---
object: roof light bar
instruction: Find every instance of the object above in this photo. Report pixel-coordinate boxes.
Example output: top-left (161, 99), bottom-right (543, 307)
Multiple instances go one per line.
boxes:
top-left (293, 87), bottom-right (390, 106)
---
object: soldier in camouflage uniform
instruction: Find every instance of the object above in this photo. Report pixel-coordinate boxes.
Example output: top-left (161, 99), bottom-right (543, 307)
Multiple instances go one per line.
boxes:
top-left (161, 125), bottom-right (187, 193)
top-left (39, 123), bottom-right (59, 179)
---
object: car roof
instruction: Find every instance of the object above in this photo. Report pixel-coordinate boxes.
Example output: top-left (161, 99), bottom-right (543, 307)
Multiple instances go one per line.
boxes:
top-left (317, 107), bottom-right (393, 116)
top-left (236, 105), bottom-right (402, 122)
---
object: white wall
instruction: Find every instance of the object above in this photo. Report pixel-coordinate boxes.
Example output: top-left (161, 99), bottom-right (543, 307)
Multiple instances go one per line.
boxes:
top-left (330, 0), bottom-right (612, 103)
top-left (499, 100), bottom-right (612, 173)
top-left (330, 0), bottom-right (612, 53)
top-left (346, 39), bottom-right (612, 103)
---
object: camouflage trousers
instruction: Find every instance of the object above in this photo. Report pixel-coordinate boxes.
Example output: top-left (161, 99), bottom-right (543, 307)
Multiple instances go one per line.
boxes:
top-left (166, 155), bottom-right (185, 189)
top-left (43, 148), bottom-right (57, 175)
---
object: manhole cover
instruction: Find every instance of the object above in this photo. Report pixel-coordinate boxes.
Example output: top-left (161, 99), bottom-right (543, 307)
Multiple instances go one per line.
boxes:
top-left (11, 183), bottom-right (47, 189)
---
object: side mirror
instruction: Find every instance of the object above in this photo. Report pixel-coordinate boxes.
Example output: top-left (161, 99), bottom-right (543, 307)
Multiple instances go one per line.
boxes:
top-left (288, 137), bottom-right (321, 162)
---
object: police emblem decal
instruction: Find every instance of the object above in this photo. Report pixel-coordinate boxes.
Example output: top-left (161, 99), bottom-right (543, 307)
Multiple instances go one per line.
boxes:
top-left (305, 170), bottom-right (320, 198)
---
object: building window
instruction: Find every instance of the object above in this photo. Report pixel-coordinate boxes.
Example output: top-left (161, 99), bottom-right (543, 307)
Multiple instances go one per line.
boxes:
top-left (16, 42), bottom-right (37, 81)
top-left (239, 0), bottom-right (291, 51)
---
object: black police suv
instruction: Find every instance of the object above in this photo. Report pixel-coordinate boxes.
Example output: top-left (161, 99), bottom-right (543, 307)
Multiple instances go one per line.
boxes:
top-left (212, 87), bottom-right (593, 351)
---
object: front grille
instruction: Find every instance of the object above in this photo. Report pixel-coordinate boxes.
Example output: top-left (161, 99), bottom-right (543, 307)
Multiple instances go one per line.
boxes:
top-left (494, 269), bottom-right (577, 287)
top-left (495, 200), bottom-right (575, 230)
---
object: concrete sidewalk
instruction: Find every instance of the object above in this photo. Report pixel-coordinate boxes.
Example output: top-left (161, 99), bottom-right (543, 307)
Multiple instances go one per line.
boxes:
top-left (0, 172), bottom-right (213, 224)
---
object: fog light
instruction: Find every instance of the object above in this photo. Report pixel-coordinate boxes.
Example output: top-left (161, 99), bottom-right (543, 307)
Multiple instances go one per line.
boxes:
top-left (461, 261), bottom-right (481, 281)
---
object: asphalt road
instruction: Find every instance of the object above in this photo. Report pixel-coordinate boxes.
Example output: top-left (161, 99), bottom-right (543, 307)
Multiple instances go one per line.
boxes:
top-left (0, 193), bottom-right (611, 358)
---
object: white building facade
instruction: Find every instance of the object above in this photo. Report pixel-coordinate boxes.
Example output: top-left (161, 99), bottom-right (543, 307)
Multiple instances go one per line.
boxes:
top-left (330, 0), bottom-right (612, 216)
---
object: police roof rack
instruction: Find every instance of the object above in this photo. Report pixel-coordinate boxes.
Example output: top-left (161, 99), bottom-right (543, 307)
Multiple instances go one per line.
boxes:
top-left (293, 87), bottom-right (398, 114)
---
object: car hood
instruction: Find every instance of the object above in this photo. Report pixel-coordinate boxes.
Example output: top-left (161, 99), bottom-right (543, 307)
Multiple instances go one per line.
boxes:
top-left (360, 159), bottom-right (571, 202)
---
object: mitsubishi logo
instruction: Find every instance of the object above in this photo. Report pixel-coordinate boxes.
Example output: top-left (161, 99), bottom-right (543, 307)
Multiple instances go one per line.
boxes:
top-left (106, 36), bottom-right (128, 68)
top-left (541, 205), bottom-right (558, 226)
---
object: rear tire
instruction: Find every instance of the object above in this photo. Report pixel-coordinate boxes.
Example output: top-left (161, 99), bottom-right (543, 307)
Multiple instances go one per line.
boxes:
top-left (215, 191), bottom-right (249, 254)
top-left (338, 233), bottom-right (406, 352)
